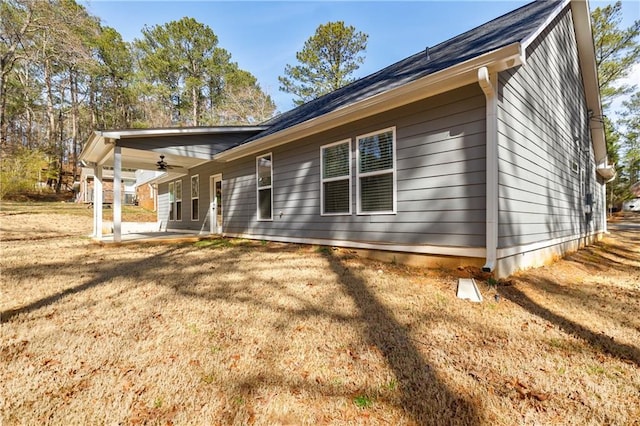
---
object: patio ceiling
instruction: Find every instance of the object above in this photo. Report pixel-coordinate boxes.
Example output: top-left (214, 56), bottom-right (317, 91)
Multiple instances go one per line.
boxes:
top-left (80, 126), bottom-right (268, 173)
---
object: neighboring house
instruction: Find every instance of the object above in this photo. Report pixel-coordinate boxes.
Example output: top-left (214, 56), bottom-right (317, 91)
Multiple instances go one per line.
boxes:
top-left (79, 0), bottom-right (615, 278)
top-left (77, 167), bottom-right (137, 205)
top-left (622, 183), bottom-right (640, 212)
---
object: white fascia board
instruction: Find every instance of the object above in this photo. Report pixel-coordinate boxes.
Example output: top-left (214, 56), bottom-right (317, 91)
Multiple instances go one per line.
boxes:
top-left (570, 0), bottom-right (609, 170)
top-left (520, 0), bottom-right (571, 59)
top-left (79, 127), bottom-right (269, 166)
top-left (214, 43), bottom-right (523, 162)
top-left (147, 171), bottom-right (187, 186)
top-left (79, 132), bottom-right (112, 165)
top-left (99, 126), bottom-right (268, 140)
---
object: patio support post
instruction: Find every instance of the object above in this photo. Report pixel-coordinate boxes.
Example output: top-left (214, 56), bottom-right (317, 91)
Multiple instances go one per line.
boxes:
top-left (94, 164), bottom-right (103, 239)
top-left (113, 144), bottom-right (122, 242)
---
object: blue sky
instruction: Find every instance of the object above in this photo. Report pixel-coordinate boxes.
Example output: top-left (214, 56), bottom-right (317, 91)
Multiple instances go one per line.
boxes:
top-left (82, 0), bottom-right (639, 115)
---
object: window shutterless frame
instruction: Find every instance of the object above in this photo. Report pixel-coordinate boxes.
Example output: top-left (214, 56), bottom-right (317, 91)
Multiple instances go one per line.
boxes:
top-left (355, 126), bottom-right (397, 215)
top-left (175, 179), bottom-right (182, 221)
top-left (256, 153), bottom-right (273, 221)
top-left (168, 182), bottom-right (175, 221)
top-left (320, 139), bottom-right (352, 216)
top-left (191, 175), bottom-right (199, 221)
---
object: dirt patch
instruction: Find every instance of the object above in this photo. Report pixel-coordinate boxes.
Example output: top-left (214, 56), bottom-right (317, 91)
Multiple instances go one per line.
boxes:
top-left (1, 203), bottom-right (639, 425)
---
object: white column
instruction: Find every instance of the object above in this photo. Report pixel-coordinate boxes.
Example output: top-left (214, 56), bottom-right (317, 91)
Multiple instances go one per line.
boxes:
top-left (94, 165), bottom-right (103, 239)
top-left (113, 145), bottom-right (122, 243)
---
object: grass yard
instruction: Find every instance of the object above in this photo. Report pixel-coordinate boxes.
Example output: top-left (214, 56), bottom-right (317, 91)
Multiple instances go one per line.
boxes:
top-left (1, 202), bottom-right (639, 425)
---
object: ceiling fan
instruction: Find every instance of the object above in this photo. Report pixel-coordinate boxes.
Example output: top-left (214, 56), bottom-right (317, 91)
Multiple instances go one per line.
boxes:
top-left (156, 155), bottom-right (170, 171)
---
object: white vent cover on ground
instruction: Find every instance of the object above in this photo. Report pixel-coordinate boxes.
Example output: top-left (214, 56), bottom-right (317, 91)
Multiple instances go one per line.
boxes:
top-left (457, 278), bottom-right (483, 302)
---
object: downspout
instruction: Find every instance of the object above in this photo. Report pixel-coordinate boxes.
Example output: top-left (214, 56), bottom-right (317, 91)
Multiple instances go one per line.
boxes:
top-left (478, 67), bottom-right (498, 273)
top-left (603, 172), bottom-right (616, 234)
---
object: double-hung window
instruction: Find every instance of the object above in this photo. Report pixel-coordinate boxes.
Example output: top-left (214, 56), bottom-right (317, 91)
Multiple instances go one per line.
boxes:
top-left (321, 140), bottom-right (351, 215)
top-left (175, 180), bottom-right (182, 221)
top-left (256, 153), bottom-right (273, 220)
top-left (191, 175), bottom-right (199, 221)
top-left (356, 127), bottom-right (397, 214)
top-left (168, 182), bottom-right (175, 221)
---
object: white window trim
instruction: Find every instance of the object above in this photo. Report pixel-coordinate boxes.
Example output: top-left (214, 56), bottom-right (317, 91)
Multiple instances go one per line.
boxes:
top-left (320, 139), bottom-right (352, 216)
top-left (191, 174), bottom-right (199, 221)
top-left (175, 179), bottom-right (182, 222)
top-left (571, 161), bottom-right (579, 174)
top-left (168, 182), bottom-right (175, 221)
top-left (256, 152), bottom-right (273, 221)
top-left (355, 126), bottom-right (397, 215)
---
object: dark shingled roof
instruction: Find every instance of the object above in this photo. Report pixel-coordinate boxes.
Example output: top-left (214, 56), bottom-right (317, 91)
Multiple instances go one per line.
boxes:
top-left (248, 0), bottom-right (562, 143)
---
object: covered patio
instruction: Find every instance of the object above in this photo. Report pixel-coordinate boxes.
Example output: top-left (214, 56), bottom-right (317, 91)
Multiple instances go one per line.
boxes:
top-left (96, 230), bottom-right (205, 243)
top-left (79, 126), bottom-right (267, 242)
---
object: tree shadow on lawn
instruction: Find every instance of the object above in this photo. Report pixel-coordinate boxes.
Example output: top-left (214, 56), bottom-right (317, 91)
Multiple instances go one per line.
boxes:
top-left (0, 245), bottom-right (185, 323)
top-left (499, 278), bottom-right (640, 367)
top-left (321, 252), bottom-right (481, 424)
top-left (3, 238), bottom-right (481, 424)
top-left (498, 221), bottom-right (640, 367)
top-left (565, 244), bottom-right (640, 272)
top-left (158, 244), bottom-right (481, 424)
top-left (499, 264), bottom-right (640, 366)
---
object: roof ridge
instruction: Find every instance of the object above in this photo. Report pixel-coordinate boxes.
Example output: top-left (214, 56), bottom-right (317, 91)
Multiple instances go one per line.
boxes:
top-left (257, 0), bottom-right (562, 139)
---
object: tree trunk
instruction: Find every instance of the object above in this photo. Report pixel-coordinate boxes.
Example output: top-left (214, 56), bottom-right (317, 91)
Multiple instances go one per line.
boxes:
top-left (0, 70), bottom-right (6, 148)
top-left (70, 69), bottom-right (79, 182)
top-left (0, 5), bottom-right (34, 148)
top-left (89, 78), bottom-right (97, 129)
top-left (56, 110), bottom-right (64, 193)
top-left (44, 59), bottom-right (56, 147)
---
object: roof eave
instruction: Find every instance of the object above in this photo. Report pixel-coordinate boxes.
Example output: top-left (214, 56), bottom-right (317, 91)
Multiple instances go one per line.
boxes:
top-left (79, 131), bottom-right (113, 166)
top-left (79, 126), bottom-right (270, 167)
top-left (99, 126), bottom-right (269, 140)
top-left (570, 0), bottom-right (609, 172)
top-left (145, 171), bottom-right (188, 186)
top-left (214, 43), bottom-right (524, 162)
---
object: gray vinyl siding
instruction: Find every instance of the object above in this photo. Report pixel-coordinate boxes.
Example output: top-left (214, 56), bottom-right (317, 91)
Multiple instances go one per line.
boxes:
top-left (496, 8), bottom-right (603, 249)
top-left (157, 186), bottom-right (170, 228)
top-left (159, 161), bottom-right (225, 231)
top-left (223, 84), bottom-right (486, 248)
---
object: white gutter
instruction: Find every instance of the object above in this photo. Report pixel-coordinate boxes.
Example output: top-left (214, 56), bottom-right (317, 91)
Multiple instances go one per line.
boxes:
top-left (478, 67), bottom-right (499, 273)
top-left (98, 126), bottom-right (268, 140)
top-left (597, 163), bottom-right (616, 181)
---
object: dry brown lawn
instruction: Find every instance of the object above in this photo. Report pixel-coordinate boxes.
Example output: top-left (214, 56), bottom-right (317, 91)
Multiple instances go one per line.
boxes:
top-left (1, 202), bottom-right (639, 425)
